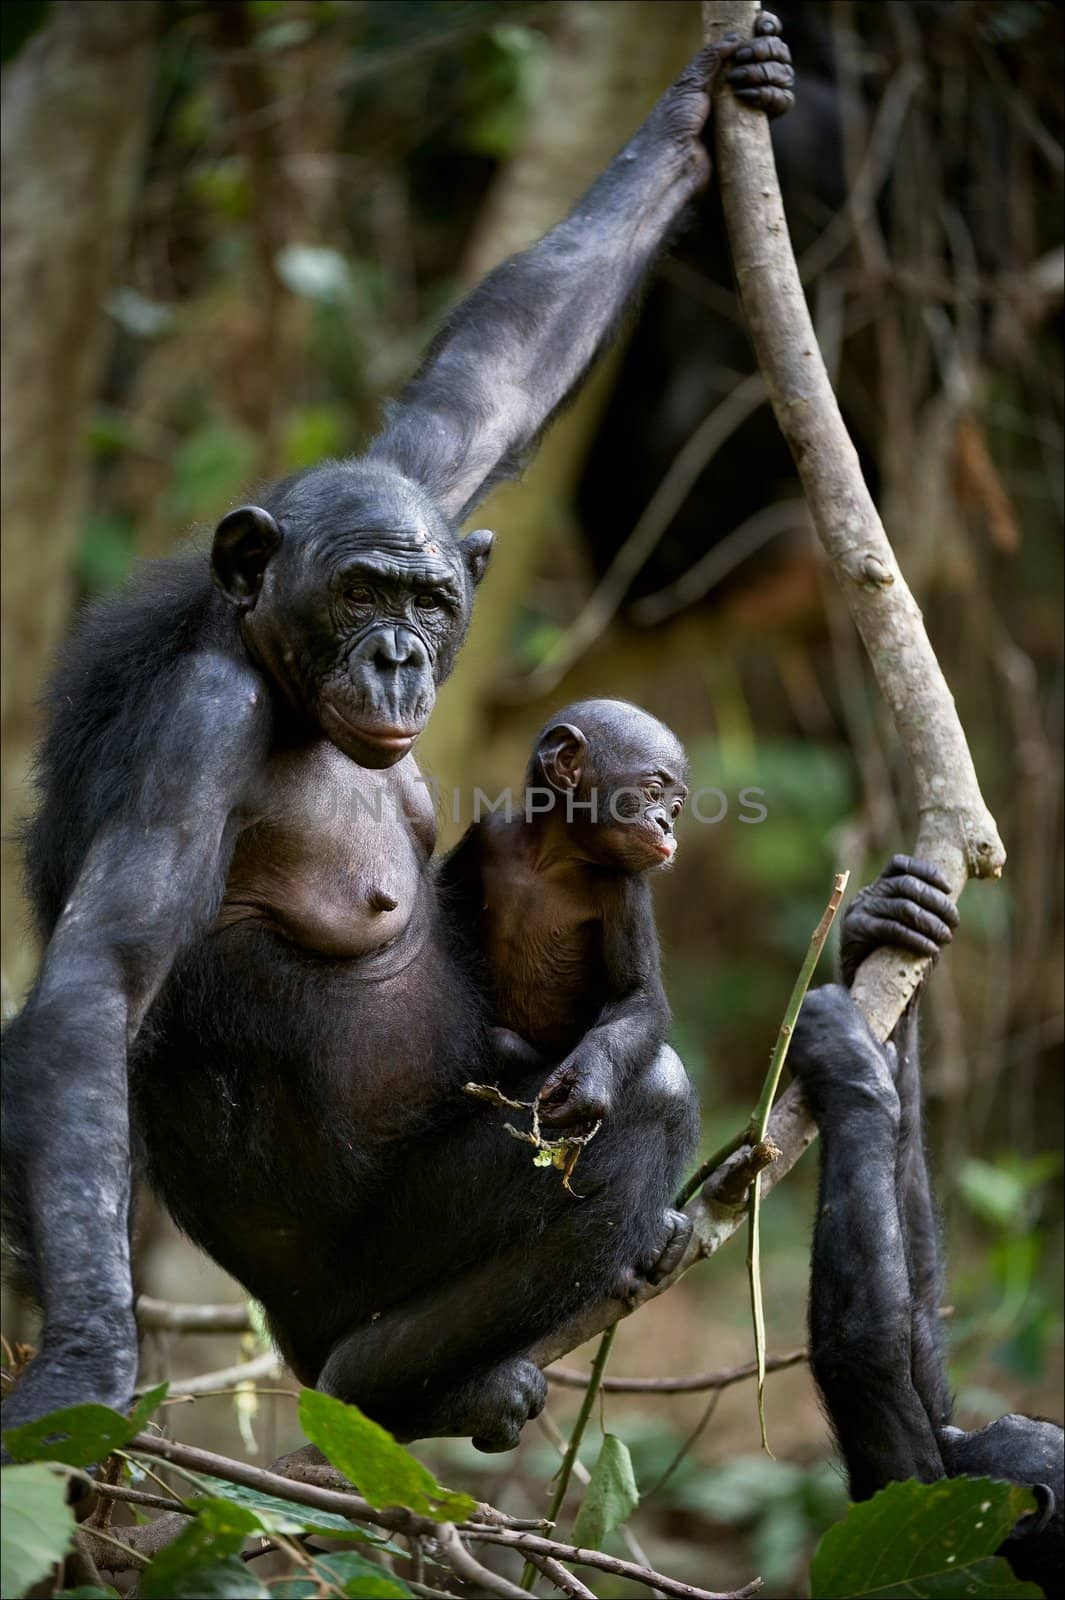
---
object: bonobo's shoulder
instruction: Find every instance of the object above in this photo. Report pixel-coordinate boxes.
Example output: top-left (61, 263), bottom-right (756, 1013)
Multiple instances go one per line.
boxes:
top-left (435, 822), bottom-right (485, 889)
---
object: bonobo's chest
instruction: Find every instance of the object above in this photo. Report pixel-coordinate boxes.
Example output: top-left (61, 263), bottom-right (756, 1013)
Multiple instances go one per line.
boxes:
top-left (478, 845), bottom-right (607, 1054)
top-left (218, 739), bottom-right (437, 958)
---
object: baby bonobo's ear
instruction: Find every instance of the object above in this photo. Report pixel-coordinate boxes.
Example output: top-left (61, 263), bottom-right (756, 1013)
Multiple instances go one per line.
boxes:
top-left (461, 528), bottom-right (495, 587)
top-left (539, 724), bottom-right (587, 792)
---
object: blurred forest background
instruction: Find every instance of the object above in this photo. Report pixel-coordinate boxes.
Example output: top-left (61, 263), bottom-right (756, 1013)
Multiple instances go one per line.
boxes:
top-left (1, 1), bottom-right (1062, 1594)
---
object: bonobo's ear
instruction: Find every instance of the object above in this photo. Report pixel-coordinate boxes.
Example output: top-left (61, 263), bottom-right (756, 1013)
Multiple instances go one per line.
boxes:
top-left (461, 528), bottom-right (494, 587)
top-left (539, 723), bottom-right (587, 792)
top-left (211, 505), bottom-right (282, 608)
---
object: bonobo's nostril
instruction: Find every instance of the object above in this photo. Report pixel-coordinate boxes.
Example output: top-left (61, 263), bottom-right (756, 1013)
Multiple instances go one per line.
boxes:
top-left (655, 812), bottom-right (671, 833)
top-left (369, 627), bottom-right (423, 670)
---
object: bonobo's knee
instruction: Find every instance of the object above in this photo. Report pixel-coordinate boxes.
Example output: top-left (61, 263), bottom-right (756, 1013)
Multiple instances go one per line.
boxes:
top-left (638, 1044), bottom-right (699, 1135)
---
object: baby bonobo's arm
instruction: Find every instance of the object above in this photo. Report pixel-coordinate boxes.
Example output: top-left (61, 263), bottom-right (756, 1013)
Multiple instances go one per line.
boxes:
top-left (538, 878), bottom-right (669, 1128)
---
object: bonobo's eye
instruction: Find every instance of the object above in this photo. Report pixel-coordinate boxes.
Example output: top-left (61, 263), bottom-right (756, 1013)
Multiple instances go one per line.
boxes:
top-left (343, 583), bottom-right (374, 608)
top-left (414, 592), bottom-right (445, 614)
top-left (645, 783), bottom-right (663, 803)
top-left (671, 799), bottom-right (683, 819)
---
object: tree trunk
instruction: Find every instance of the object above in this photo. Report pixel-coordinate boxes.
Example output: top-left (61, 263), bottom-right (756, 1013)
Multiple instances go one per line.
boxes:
top-left (0, 0), bottom-right (158, 1005)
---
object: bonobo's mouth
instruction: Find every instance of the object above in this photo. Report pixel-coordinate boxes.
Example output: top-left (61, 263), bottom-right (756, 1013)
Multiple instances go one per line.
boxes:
top-left (320, 701), bottom-right (426, 767)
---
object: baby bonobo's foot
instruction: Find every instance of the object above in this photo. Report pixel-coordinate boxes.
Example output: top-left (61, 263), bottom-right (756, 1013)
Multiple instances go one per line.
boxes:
top-left (613, 1209), bottom-right (693, 1306)
top-left (392, 1356), bottom-right (546, 1454)
top-left (840, 855), bottom-right (959, 986)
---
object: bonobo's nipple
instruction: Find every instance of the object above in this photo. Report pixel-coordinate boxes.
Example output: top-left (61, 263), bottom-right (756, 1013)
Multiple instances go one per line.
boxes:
top-left (368, 888), bottom-right (399, 913)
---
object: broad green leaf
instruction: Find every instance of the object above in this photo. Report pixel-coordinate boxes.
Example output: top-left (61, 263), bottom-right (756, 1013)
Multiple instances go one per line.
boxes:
top-left (2, 1384), bottom-right (168, 1468)
top-left (569, 1434), bottom-right (639, 1551)
top-left (0, 1463), bottom-right (76, 1597)
top-left (141, 1496), bottom-right (262, 1599)
top-left (809, 1477), bottom-right (1043, 1598)
top-left (313, 1551), bottom-right (411, 1597)
top-left (144, 1558), bottom-right (269, 1598)
top-left (298, 1390), bottom-right (475, 1521)
top-left (197, 1475), bottom-right (403, 1549)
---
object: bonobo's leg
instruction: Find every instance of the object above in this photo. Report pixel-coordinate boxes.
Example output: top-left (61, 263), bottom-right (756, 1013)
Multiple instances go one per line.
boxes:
top-left (315, 1046), bottom-right (698, 1451)
top-left (790, 986), bottom-right (946, 1498)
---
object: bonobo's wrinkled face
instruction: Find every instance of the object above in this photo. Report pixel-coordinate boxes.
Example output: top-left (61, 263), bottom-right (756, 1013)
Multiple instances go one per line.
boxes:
top-left (532, 698), bottom-right (688, 873)
top-left (210, 462), bottom-right (493, 768)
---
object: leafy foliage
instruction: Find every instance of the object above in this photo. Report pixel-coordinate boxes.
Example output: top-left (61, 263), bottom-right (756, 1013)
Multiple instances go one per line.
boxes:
top-left (1, 1384), bottom-right (168, 1469)
top-left (0, 1463), bottom-right (75, 1597)
top-left (809, 1478), bottom-right (1043, 1599)
top-left (569, 1432), bottom-right (639, 1549)
top-left (298, 1389), bottom-right (475, 1521)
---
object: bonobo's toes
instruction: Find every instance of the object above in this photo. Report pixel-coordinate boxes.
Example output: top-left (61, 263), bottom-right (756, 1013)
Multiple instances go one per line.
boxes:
top-left (647, 1208), bottom-right (693, 1284)
top-left (613, 1210), bottom-right (694, 1306)
top-left (470, 1358), bottom-right (546, 1454)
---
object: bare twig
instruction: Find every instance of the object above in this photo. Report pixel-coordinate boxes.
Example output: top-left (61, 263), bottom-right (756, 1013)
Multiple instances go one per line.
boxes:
top-left (474, 1529), bottom-right (762, 1600)
top-left (169, 1350), bottom-right (282, 1396)
top-left (522, 1549), bottom-right (597, 1599)
top-left (136, 1296), bottom-right (254, 1333)
top-left (546, 1347), bottom-right (808, 1394)
top-left (703, 0), bottom-right (1005, 1039)
top-left (434, 1522), bottom-right (528, 1599)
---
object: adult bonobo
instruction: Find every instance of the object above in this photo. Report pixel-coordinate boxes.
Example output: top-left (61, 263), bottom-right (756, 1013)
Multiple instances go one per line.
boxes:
top-left (1, 21), bottom-right (793, 1446)
top-left (790, 860), bottom-right (1063, 1596)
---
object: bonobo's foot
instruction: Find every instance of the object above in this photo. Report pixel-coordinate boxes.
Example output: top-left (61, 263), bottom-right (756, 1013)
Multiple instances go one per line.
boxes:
top-left (403, 1358), bottom-right (547, 1455)
top-left (789, 985), bottom-right (900, 1129)
top-left (840, 856), bottom-right (959, 986)
top-left (612, 1209), bottom-right (693, 1306)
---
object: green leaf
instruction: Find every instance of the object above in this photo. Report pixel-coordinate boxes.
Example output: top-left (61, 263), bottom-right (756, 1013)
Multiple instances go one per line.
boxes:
top-left (145, 1557), bottom-right (269, 1598)
top-left (0, 1463), bottom-right (76, 1597)
top-left (140, 1496), bottom-right (263, 1599)
top-left (809, 1477), bottom-right (1043, 1598)
top-left (569, 1434), bottom-right (639, 1551)
top-left (297, 1390), bottom-right (475, 1521)
top-left (2, 1384), bottom-right (168, 1468)
top-left (314, 1550), bottom-right (412, 1597)
top-left (196, 1475), bottom-right (403, 1549)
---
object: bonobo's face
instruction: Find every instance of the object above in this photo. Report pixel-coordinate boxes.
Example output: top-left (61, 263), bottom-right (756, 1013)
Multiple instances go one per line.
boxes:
top-left (210, 463), bottom-right (493, 768)
top-left (534, 699), bottom-right (688, 872)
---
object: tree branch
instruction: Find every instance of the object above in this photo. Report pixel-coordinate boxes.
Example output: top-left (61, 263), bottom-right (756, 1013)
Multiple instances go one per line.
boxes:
top-left (527, 0), bottom-right (1005, 1372)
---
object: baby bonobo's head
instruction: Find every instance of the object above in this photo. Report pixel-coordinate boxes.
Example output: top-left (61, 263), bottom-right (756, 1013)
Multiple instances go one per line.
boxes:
top-left (526, 698), bottom-right (688, 872)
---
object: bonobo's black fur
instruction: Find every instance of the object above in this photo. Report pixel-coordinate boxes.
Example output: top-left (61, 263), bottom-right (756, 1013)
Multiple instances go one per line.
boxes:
top-left (1, 25), bottom-right (793, 1449)
top-left (440, 699), bottom-right (698, 1288)
top-left (791, 859), bottom-right (1063, 1596)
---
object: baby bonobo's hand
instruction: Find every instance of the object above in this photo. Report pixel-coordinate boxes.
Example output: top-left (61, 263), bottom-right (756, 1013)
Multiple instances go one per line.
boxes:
top-left (538, 1044), bottom-right (613, 1130)
top-left (789, 984), bottom-right (900, 1128)
top-left (840, 855), bottom-right (960, 987)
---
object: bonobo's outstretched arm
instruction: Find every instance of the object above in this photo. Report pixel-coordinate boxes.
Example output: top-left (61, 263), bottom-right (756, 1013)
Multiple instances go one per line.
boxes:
top-left (0, 659), bottom-right (269, 1425)
top-left (790, 984), bottom-right (947, 1498)
top-left (538, 881), bottom-right (669, 1128)
top-left (368, 14), bottom-right (794, 524)
top-left (791, 858), bottom-right (959, 1496)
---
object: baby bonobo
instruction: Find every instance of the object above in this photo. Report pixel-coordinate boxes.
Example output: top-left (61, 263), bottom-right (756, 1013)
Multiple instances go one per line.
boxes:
top-left (441, 698), bottom-right (693, 1273)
